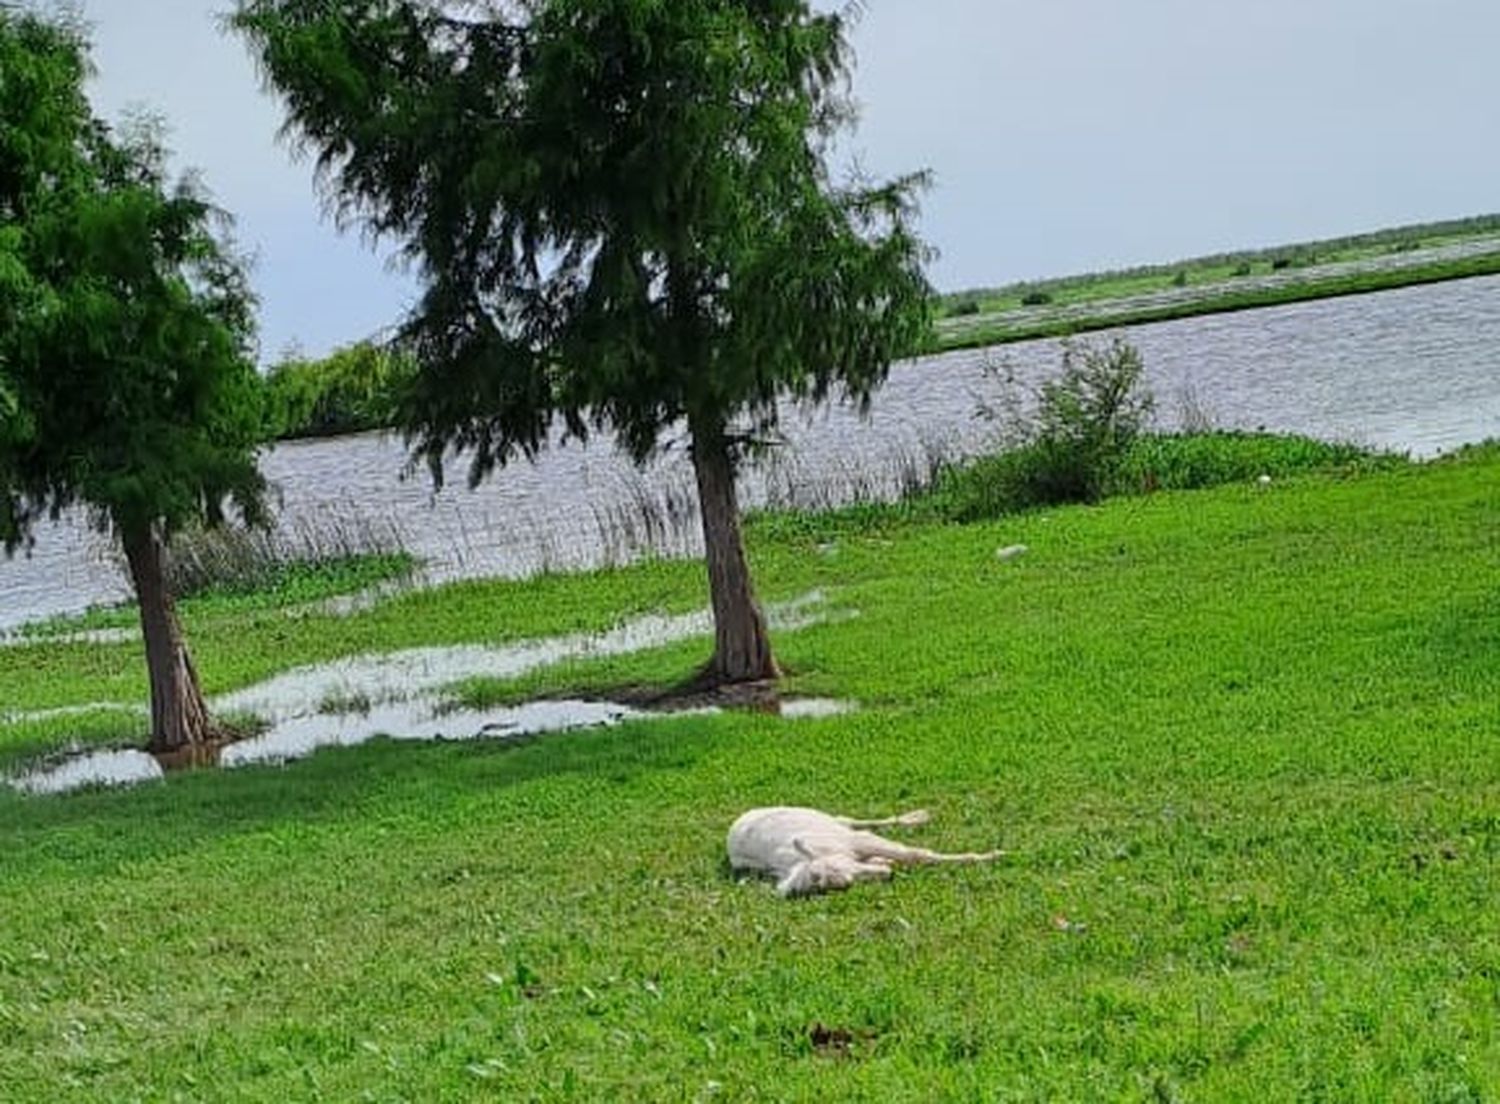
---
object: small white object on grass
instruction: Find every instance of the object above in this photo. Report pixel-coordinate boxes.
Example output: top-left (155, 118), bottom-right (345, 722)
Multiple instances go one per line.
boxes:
top-left (1257, 474), bottom-right (1273, 486)
top-left (996, 544), bottom-right (1029, 562)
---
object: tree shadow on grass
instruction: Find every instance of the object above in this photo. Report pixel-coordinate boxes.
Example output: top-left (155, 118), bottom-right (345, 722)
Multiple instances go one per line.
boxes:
top-left (0, 711), bottom-right (721, 884)
top-left (1421, 591), bottom-right (1500, 675)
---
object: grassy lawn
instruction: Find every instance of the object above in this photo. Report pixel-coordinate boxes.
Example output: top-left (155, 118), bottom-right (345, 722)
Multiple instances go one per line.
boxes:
top-left (1, 449), bottom-right (1498, 1099)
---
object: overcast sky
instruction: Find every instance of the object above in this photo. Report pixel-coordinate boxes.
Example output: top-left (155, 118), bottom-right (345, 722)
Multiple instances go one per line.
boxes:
top-left (77, 0), bottom-right (1500, 362)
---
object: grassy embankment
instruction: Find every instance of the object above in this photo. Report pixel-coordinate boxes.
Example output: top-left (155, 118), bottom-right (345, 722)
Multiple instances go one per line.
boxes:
top-left (1, 438), bottom-right (1498, 1099)
top-left (935, 214), bottom-right (1500, 353)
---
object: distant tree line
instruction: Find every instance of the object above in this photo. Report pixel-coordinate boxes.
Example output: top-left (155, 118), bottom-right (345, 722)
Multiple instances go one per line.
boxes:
top-left (259, 341), bottom-right (417, 440)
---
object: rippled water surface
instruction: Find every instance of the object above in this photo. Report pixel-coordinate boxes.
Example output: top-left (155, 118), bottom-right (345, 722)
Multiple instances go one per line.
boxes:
top-left (3, 277), bottom-right (1498, 630)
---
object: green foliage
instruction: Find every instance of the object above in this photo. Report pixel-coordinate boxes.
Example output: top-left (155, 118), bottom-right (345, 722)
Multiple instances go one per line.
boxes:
top-left (260, 340), bottom-right (417, 439)
top-left (2, 451), bottom-right (1498, 1096)
top-left (928, 431), bottom-right (1397, 524)
top-left (928, 443), bottom-right (1095, 521)
top-left (1034, 339), bottom-right (1153, 466)
top-left (1436, 437), bottom-right (1500, 465)
top-left (0, 9), bottom-right (264, 548)
top-left (232, 0), bottom-right (932, 479)
top-left (1019, 288), bottom-right (1052, 306)
top-left (1115, 431), bottom-right (1401, 494)
top-left (975, 337), bottom-right (1155, 507)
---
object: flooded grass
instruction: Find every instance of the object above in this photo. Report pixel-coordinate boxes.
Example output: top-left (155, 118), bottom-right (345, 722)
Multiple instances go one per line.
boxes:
top-left (3, 590), bottom-right (855, 793)
top-left (218, 698), bottom-right (641, 769)
top-left (7, 269), bottom-right (1500, 632)
top-left (10, 748), bottom-right (165, 796)
top-left (8, 692), bottom-right (859, 793)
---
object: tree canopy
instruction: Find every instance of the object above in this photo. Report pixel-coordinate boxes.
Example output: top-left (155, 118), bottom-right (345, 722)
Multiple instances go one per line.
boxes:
top-left (0, 9), bottom-right (265, 550)
top-left (235, 0), bottom-right (930, 466)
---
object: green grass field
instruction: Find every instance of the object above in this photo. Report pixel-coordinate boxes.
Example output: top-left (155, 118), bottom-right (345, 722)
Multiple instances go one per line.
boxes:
top-left (2, 446), bottom-right (1498, 1100)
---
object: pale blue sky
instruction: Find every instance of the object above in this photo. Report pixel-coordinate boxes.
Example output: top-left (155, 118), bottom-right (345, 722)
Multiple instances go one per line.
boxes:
top-left (78, 0), bottom-right (1500, 361)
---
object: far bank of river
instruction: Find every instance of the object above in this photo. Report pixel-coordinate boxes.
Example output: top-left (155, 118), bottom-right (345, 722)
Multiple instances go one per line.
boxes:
top-left (934, 236), bottom-right (1500, 351)
top-left (2, 274), bottom-right (1498, 631)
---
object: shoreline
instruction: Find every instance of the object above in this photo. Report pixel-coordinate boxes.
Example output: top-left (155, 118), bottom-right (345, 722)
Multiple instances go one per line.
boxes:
top-left (933, 247), bottom-right (1500, 353)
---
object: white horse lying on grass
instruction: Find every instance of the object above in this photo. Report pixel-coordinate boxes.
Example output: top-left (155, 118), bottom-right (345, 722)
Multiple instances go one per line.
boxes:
top-left (727, 807), bottom-right (1004, 897)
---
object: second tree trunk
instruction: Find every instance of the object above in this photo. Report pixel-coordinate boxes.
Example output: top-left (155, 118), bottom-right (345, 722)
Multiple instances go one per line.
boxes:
top-left (690, 418), bottom-right (780, 684)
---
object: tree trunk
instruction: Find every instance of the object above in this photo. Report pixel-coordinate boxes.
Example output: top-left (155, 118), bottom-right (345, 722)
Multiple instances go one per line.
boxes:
top-left (119, 522), bottom-right (220, 753)
top-left (690, 416), bottom-right (780, 685)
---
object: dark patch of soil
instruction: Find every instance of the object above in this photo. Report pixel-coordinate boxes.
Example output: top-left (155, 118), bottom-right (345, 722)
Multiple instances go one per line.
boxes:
top-left (809, 1022), bottom-right (877, 1059)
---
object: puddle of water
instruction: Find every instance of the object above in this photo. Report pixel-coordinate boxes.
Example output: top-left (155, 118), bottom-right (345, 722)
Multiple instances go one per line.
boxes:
top-left (778, 698), bottom-right (858, 719)
top-left (1, 702), bottom-right (146, 726)
top-left (6, 695), bottom-right (862, 793)
top-left (222, 695), bottom-right (858, 769)
top-left (222, 698), bottom-right (639, 767)
top-left (6, 590), bottom-right (855, 793)
top-left (11, 749), bottom-right (164, 795)
top-left (0, 626), bottom-right (137, 650)
top-left (214, 589), bottom-right (834, 726)
top-left (214, 612), bottom-right (711, 725)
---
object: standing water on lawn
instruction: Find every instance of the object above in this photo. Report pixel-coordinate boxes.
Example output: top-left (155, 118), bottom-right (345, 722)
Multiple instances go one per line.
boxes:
top-left (6, 591), bottom-right (857, 794)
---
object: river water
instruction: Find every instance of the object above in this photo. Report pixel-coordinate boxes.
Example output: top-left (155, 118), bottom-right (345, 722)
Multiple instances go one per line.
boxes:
top-left (3, 275), bottom-right (1498, 632)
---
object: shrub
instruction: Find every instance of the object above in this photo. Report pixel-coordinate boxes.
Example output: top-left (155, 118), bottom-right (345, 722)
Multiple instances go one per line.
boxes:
top-left (1271, 251), bottom-right (1317, 271)
top-left (949, 338), bottom-right (1405, 522)
top-left (969, 336), bottom-right (1154, 508)
top-left (947, 298), bottom-right (982, 317)
top-left (927, 442), bottom-right (1087, 522)
top-left (1171, 270), bottom-right (1188, 288)
top-left (928, 431), bottom-right (1398, 524)
top-left (1019, 289), bottom-right (1053, 307)
top-left (1030, 337), bottom-right (1154, 497)
top-left (1233, 262), bottom-right (1253, 277)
